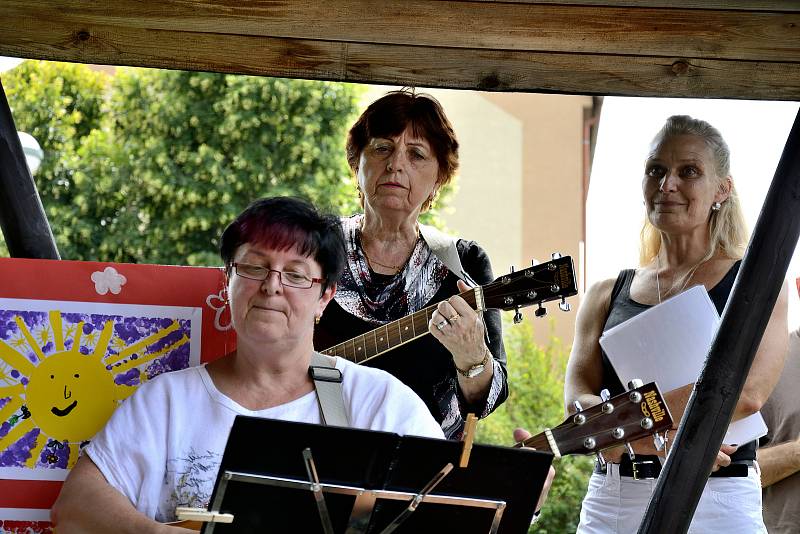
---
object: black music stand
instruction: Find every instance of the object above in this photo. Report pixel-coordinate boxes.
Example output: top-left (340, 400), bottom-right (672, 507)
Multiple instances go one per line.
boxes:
top-left (199, 416), bottom-right (552, 534)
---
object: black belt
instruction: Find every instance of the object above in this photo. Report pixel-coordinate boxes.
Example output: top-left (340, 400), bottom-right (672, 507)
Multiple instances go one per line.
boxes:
top-left (594, 456), bottom-right (754, 480)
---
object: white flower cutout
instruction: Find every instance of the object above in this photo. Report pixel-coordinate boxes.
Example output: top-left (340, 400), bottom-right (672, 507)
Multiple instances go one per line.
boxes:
top-left (206, 290), bottom-right (232, 331)
top-left (91, 266), bottom-right (128, 295)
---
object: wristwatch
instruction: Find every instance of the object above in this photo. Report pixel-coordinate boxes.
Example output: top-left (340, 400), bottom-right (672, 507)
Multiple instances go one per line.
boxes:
top-left (456, 348), bottom-right (490, 378)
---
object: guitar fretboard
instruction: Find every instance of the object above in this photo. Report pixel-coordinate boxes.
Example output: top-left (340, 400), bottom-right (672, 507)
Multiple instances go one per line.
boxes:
top-left (322, 289), bottom-right (478, 364)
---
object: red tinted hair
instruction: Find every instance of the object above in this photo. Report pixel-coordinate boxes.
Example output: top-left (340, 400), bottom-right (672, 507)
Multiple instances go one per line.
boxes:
top-left (220, 197), bottom-right (345, 291)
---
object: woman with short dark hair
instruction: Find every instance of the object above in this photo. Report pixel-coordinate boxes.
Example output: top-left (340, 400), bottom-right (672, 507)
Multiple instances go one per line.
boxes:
top-left (315, 89), bottom-right (509, 439)
top-left (52, 196), bottom-right (443, 532)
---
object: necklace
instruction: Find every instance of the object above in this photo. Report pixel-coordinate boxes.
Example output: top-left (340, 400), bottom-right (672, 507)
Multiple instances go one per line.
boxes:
top-left (656, 259), bottom-right (663, 305)
top-left (655, 254), bottom-right (707, 304)
top-left (361, 244), bottom-right (404, 274)
top-left (359, 223), bottom-right (419, 275)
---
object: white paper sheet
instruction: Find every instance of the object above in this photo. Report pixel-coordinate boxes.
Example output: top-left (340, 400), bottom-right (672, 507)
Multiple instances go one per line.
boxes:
top-left (599, 285), bottom-right (767, 444)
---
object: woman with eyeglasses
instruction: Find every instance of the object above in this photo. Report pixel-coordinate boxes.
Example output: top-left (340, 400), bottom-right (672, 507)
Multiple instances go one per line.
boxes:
top-left (314, 89), bottom-right (508, 440)
top-left (52, 197), bottom-right (444, 532)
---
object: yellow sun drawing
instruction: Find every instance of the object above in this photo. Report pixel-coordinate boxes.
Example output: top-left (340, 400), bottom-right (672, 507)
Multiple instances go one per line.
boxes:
top-left (0, 310), bottom-right (189, 469)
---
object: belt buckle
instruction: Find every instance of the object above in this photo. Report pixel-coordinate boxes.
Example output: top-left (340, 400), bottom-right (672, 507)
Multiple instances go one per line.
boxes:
top-left (631, 460), bottom-right (656, 480)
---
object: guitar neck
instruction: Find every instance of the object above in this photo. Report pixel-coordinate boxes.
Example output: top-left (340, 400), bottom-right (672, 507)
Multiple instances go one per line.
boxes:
top-left (516, 431), bottom-right (554, 455)
top-left (322, 288), bottom-right (480, 364)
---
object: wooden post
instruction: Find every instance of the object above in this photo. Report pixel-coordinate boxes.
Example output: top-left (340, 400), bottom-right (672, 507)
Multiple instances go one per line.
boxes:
top-left (0, 78), bottom-right (60, 259)
top-left (638, 108), bottom-right (800, 533)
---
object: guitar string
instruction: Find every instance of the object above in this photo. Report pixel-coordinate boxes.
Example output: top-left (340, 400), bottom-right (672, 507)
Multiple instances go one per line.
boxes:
top-left (327, 293), bottom-right (475, 360)
top-left (325, 261), bottom-right (573, 360)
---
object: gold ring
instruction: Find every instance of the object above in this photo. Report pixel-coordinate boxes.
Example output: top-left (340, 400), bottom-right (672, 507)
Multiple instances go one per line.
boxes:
top-left (449, 314), bottom-right (459, 322)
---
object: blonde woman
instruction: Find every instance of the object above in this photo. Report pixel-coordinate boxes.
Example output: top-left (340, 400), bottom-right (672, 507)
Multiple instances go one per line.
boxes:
top-left (565, 116), bottom-right (788, 533)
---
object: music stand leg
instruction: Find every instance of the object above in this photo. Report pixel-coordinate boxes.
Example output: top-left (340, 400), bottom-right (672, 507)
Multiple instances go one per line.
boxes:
top-left (489, 503), bottom-right (506, 534)
top-left (205, 472), bottom-right (233, 534)
top-left (303, 448), bottom-right (336, 534)
top-left (345, 491), bottom-right (377, 534)
top-left (377, 463), bottom-right (454, 534)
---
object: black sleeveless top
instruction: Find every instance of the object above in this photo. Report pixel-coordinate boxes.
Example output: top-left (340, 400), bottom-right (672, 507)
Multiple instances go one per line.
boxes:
top-left (600, 260), bottom-right (756, 461)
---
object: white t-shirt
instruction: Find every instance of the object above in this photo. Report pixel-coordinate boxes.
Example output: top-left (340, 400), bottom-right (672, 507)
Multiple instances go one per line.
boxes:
top-left (85, 357), bottom-right (443, 522)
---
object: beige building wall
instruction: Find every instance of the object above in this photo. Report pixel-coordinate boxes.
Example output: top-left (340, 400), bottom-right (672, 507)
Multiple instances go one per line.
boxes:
top-left (359, 87), bottom-right (589, 348)
top-left (485, 94), bottom-right (591, 346)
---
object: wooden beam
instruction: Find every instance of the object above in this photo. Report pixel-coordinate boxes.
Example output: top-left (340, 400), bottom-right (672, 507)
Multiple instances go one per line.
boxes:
top-left (458, 0), bottom-right (800, 11)
top-left (1, 16), bottom-right (798, 100)
top-left (4, 1), bottom-right (799, 63)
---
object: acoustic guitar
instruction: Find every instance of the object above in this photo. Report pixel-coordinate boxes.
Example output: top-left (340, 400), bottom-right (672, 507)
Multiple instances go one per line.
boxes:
top-left (320, 255), bottom-right (578, 363)
top-left (517, 380), bottom-right (673, 456)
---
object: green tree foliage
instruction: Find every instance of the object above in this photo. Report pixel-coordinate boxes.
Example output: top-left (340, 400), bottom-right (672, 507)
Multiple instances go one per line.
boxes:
top-left (477, 316), bottom-right (592, 533)
top-left (2, 62), bottom-right (364, 265)
top-left (104, 70), bottom-right (363, 265)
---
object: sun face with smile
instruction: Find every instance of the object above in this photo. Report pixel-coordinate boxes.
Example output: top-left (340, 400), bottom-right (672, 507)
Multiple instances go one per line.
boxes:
top-left (25, 347), bottom-right (118, 443)
top-left (0, 308), bottom-right (191, 469)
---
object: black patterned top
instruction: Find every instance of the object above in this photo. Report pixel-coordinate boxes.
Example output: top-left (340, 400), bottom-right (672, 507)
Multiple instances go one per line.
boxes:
top-left (314, 216), bottom-right (509, 439)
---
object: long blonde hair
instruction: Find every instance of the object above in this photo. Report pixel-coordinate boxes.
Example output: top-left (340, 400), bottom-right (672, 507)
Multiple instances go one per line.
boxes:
top-left (639, 115), bottom-right (749, 270)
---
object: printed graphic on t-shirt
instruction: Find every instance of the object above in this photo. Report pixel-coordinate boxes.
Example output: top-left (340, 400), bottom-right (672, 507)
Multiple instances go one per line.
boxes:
top-left (162, 447), bottom-right (223, 520)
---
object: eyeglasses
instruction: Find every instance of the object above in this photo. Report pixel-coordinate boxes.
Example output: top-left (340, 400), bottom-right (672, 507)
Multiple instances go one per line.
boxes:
top-left (231, 262), bottom-right (325, 289)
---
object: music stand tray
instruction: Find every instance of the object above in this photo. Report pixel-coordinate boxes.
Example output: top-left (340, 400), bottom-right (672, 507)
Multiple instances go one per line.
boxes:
top-left (200, 416), bottom-right (552, 534)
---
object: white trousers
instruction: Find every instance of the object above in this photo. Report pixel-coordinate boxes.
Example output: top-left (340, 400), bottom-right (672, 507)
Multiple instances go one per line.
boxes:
top-left (577, 464), bottom-right (766, 534)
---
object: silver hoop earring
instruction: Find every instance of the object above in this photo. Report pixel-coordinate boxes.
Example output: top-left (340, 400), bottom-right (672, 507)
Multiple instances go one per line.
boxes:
top-left (711, 201), bottom-right (722, 211)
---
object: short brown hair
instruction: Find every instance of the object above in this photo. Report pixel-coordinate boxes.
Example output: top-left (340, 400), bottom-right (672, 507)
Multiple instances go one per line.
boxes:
top-left (346, 89), bottom-right (459, 196)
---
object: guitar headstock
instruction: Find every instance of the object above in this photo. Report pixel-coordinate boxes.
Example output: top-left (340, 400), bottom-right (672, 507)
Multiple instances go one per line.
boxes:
top-left (481, 255), bottom-right (577, 313)
top-left (523, 382), bottom-right (673, 457)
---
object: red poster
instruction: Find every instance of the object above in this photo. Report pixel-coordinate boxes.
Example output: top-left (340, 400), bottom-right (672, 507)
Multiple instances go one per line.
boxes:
top-left (0, 258), bottom-right (233, 531)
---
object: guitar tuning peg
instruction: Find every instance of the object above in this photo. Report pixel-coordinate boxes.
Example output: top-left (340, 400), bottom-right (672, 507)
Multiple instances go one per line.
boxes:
top-left (625, 442), bottom-right (636, 461)
top-left (513, 306), bottom-right (524, 324)
top-left (531, 258), bottom-right (539, 266)
top-left (510, 265), bottom-right (515, 273)
top-left (572, 400), bottom-right (586, 425)
top-left (653, 432), bottom-right (667, 452)
top-left (600, 389), bottom-right (611, 402)
top-left (551, 252), bottom-right (562, 260)
top-left (534, 303), bottom-right (547, 318)
top-left (627, 379), bottom-right (644, 390)
top-left (559, 297), bottom-right (571, 312)
top-left (595, 451), bottom-right (606, 467)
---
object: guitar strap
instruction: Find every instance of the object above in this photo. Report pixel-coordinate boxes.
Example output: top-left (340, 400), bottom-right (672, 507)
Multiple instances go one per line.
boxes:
top-left (418, 223), bottom-right (477, 287)
top-left (308, 351), bottom-right (350, 427)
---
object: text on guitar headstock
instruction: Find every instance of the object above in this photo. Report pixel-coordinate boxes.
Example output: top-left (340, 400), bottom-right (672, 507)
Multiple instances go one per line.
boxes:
top-left (483, 254), bottom-right (578, 323)
top-left (518, 381), bottom-right (673, 458)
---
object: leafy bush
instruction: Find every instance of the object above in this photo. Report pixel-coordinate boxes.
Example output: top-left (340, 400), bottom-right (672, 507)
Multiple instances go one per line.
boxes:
top-left (477, 316), bottom-right (592, 533)
top-left (2, 62), bottom-right (365, 265)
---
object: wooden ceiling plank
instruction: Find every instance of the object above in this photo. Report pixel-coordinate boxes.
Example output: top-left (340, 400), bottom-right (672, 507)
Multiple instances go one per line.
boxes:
top-left (3, 1), bottom-right (799, 63)
top-left (1, 16), bottom-right (797, 101)
top-left (453, 0), bottom-right (800, 12)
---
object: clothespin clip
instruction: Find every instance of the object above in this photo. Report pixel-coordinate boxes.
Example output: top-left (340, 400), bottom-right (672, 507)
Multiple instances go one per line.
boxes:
top-left (174, 506), bottom-right (234, 526)
top-left (460, 413), bottom-right (478, 468)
